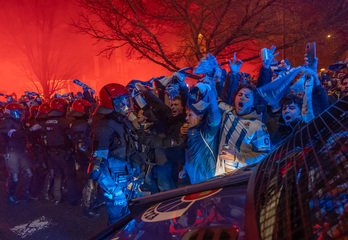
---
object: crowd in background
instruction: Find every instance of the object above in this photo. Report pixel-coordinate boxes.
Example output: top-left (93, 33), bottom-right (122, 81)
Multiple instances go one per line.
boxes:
top-left (0, 45), bottom-right (347, 223)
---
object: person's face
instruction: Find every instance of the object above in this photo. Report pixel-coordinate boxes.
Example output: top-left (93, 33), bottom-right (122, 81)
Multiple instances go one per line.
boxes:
top-left (137, 109), bottom-right (147, 124)
top-left (171, 99), bottom-right (184, 117)
top-left (341, 78), bottom-right (348, 93)
top-left (235, 88), bottom-right (253, 115)
top-left (322, 80), bottom-right (328, 90)
top-left (185, 108), bottom-right (203, 128)
top-left (282, 102), bottom-right (301, 125)
top-left (278, 60), bottom-right (290, 70)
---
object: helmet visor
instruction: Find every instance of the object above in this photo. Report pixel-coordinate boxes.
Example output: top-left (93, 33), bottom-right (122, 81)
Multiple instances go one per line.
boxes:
top-left (112, 94), bottom-right (133, 116)
top-left (11, 109), bottom-right (23, 119)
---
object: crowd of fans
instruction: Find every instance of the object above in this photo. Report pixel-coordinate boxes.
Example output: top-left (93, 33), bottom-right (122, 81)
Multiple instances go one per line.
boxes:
top-left (0, 45), bottom-right (347, 224)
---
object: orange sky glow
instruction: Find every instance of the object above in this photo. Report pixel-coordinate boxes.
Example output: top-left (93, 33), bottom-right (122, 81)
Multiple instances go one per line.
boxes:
top-left (0, 0), bottom-right (260, 101)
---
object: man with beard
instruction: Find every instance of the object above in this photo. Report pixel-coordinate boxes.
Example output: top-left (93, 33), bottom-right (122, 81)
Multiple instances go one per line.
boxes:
top-left (135, 84), bottom-right (188, 191)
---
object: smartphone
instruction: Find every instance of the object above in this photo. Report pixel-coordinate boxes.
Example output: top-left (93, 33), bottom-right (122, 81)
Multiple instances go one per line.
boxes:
top-left (306, 42), bottom-right (316, 64)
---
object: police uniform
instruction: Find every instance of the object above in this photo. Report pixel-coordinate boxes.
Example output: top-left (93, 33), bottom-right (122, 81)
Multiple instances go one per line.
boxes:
top-left (45, 100), bottom-right (79, 205)
top-left (35, 107), bottom-right (53, 200)
top-left (69, 116), bottom-right (96, 216)
top-left (88, 83), bottom-right (138, 224)
top-left (0, 110), bottom-right (35, 203)
top-left (90, 110), bottom-right (138, 223)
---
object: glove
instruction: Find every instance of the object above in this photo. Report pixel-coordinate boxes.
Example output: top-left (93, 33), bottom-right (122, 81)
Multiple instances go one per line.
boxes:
top-left (112, 190), bottom-right (127, 207)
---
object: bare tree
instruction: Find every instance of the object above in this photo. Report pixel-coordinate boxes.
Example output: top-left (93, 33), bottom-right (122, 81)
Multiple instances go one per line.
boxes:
top-left (75, 0), bottom-right (348, 71)
top-left (0, 0), bottom-right (80, 98)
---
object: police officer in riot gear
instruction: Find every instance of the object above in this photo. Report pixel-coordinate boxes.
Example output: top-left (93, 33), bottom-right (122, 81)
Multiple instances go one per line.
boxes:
top-left (68, 99), bottom-right (98, 218)
top-left (69, 99), bottom-right (92, 173)
top-left (88, 83), bottom-right (138, 224)
top-left (0, 103), bottom-right (41, 204)
top-left (45, 98), bottom-right (79, 206)
top-left (25, 104), bottom-right (44, 196)
top-left (35, 103), bottom-right (53, 201)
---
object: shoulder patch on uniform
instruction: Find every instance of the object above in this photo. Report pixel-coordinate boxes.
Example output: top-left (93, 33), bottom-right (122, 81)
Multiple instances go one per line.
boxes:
top-left (93, 149), bottom-right (109, 159)
top-left (46, 120), bottom-right (58, 124)
top-left (8, 129), bottom-right (16, 137)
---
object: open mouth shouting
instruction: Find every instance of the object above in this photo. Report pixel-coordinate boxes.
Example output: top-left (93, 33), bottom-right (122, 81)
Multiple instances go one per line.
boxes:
top-left (171, 109), bottom-right (177, 117)
top-left (236, 101), bottom-right (251, 115)
top-left (284, 115), bottom-right (291, 121)
top-left (234, 87), bottom-right (253, 116)
top-left (236, 101), bottom-right (244, 112)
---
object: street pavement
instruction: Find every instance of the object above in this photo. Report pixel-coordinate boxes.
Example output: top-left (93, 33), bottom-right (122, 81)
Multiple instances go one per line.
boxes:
top-left (0, 167), bottom-right (109, 240)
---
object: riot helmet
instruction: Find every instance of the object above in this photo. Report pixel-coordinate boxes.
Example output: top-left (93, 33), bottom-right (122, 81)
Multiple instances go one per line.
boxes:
top-left (5, 103), bottom-right (24, 119)
top-left (71, 99), bottom-right (92, 117)
top-left (49, 98), bottom-right (68, 113)
top-left (38, 103), bottom-right (50, 114)
top-left (29, 105), bottom-right (40, 118)
top-left (99, 83), bottom-right (132, 116)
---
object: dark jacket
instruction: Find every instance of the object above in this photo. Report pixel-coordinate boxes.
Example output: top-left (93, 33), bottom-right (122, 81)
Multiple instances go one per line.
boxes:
top-left (220, 72), bottom-right (242, 105)
top-left (255, 66), bottom-right (273, 121)
top-left (69, 117), bottom-right (92, 155)
top-left (142, 91), bottom-right (186, 165)
top-left (0, 114), bottom-right (31, 152)
top-left (45, 113), bottom-right (70, 148)
top-left (270, 117), bottom-right (305, 148)
top-left (312, 84), bottom-right (329, 116)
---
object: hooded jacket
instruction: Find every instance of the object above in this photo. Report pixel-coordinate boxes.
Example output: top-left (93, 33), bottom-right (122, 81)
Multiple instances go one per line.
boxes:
top-left (215, 102), bottom-right (271, 175)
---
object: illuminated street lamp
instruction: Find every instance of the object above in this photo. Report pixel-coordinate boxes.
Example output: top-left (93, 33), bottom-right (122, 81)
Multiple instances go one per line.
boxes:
top-left (327, 34), bottom-right (332, 38)
top-left (198, 33), bottom-right (206, 53)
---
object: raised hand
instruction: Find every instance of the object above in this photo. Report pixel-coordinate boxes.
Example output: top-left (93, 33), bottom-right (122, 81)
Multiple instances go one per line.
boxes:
top-left (304, 54), bottom-right (318, 72)
top-left (262, 46), bottom-right (279, 68)
top-left (135, 83), bottom-right (148, 94)
top-left (302, 67), bottom-right (320, 87)
top-left (229, 53), bottom-right (243, 74)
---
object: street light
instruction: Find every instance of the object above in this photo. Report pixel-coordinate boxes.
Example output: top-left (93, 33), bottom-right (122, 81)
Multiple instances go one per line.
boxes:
top-left (327, 34), bottom-right (332, 38)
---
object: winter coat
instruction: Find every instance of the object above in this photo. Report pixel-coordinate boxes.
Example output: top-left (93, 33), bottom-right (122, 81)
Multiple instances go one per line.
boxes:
top-left (184, 95), bottom-right (221, 184)
top-left (312, 84), bottom-right (329, 116)
top-left (142, 91), bottom-right (186, 165)
top-left (269, 116), bottom-right (305, 148)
